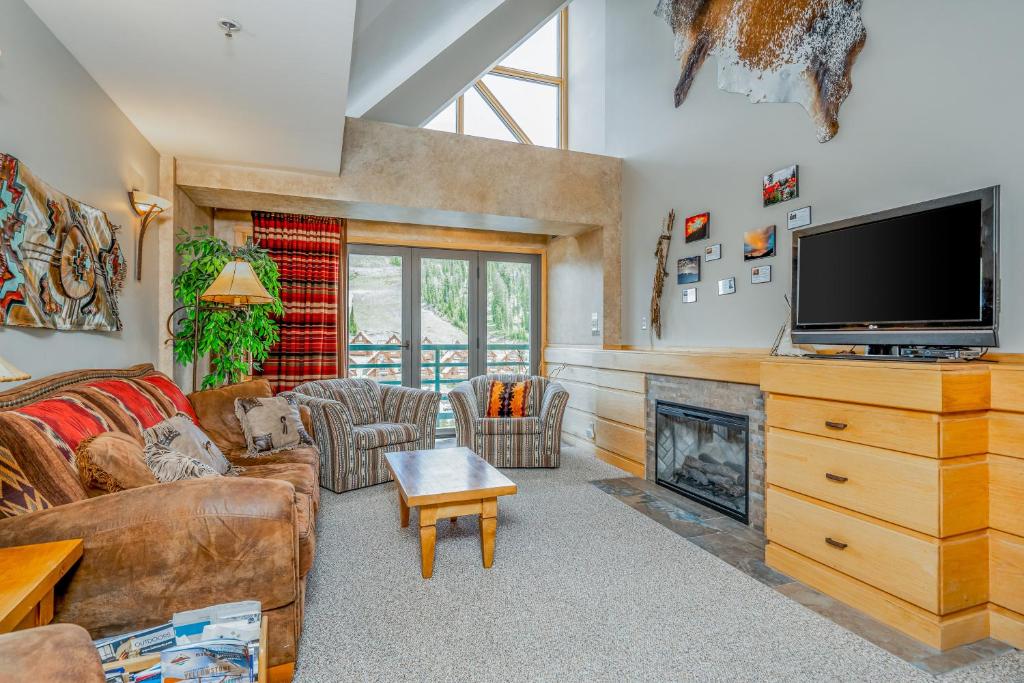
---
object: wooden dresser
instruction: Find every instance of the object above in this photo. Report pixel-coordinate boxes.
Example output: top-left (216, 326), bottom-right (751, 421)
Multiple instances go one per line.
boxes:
top-left (762, 357), bottom-right (1022, 650)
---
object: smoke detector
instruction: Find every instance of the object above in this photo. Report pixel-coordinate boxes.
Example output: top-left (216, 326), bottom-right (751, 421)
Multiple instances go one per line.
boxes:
top-left (217, 18), bottom-right (242, 38)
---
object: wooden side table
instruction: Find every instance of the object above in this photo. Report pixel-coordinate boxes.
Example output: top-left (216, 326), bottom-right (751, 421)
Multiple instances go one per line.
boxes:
top-left (0, 539), bottom-right (83, 633)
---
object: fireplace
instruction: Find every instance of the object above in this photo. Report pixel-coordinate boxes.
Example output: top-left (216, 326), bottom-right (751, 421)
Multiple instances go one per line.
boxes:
top-left (654, 401), bottom-right (749, 524)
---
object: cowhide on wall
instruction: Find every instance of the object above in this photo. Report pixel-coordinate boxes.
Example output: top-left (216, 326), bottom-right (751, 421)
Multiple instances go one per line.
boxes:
top-left (655, 0), bottom-right (867, 142)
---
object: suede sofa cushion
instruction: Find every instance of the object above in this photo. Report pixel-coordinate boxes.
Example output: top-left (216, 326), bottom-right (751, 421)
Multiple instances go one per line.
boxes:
top-left (188, 379), bottom-right (273, 453)
top-left (75, 433), bottom-right (157, 495)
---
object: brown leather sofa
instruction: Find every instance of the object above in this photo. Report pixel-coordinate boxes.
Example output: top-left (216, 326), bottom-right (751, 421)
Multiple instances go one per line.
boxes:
top-left (0, 365), bottom-right (318, 668)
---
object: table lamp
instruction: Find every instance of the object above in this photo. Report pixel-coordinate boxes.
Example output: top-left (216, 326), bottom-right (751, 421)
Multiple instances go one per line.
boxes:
top-left (0, 354), bottom-right (30, 383)
top-left (190, 259), bottom-right (274, 390)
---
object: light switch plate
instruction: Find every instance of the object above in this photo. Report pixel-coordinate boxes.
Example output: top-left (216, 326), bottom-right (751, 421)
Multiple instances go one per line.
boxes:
top-left (641, 316), bottom-right (648, 330)
top-left (591, 312), bottom-right (600, 336)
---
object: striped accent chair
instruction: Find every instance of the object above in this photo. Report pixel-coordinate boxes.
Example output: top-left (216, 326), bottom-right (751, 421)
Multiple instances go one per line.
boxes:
top-left (290, 378), bottom-right (440, 493)
top-left (449, 374), bottom-right (569, 468)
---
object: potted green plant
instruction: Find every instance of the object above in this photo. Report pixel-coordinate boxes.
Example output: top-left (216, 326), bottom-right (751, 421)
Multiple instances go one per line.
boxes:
top-left (171, 228), bottom-right (283, 389)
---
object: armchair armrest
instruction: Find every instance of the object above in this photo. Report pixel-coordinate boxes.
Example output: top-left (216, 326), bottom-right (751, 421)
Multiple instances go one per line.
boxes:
top-left (540, 381), bottom-right (569, 421)
top-left (448, 381), bottom-right (478, 448)
top-left (0, 477), bottom-right (298, 640)
top-left (540, 381), bottom-right (570, 456)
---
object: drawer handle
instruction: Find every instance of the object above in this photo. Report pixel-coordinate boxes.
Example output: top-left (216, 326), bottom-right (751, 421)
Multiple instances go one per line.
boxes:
top-left (825, 420), bottom-right (848, 430)
top-left (825, 472), bottom-right (849, 483)
top-left (825, 537), bottom-right (848, 550)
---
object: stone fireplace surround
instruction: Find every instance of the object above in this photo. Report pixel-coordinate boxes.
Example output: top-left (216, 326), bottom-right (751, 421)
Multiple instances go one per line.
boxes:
top-left (645, 373), bottom-right (766, 532)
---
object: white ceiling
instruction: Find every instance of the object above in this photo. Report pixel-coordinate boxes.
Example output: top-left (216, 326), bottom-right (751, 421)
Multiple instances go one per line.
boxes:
top-left (24, 0), bottom-right (357, 174)
top-left (347, 0), bottom-right (503, 118)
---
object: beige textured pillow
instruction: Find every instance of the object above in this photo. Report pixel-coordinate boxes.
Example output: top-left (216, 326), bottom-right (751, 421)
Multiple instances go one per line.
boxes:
top-left (76, 433), bottom-right (157, 495)
top-left (234, 394), bottom-right (314, 455)
top-left (142, 413), bottom-right (233, 475)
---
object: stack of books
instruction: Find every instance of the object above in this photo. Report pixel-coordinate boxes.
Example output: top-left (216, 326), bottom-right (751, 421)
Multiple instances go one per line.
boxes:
top-left (96, 601), bottom-right (262, 682)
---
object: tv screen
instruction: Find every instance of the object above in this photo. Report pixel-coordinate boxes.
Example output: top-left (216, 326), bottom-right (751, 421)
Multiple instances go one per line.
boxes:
top-left (792, 187), bottom-right (998, 347)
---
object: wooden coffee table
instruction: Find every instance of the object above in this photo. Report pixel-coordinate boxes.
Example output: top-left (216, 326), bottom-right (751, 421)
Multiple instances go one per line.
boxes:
top-left (385, 447), bottom-right (517, 579)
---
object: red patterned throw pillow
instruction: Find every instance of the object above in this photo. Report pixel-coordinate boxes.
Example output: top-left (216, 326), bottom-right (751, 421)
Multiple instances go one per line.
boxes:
top-left (485, 380), bottom-right (531, 418)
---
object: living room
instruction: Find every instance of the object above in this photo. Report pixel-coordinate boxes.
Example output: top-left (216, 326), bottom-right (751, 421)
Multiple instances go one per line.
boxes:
top-left (0, 0), bottom-right (1021, 681)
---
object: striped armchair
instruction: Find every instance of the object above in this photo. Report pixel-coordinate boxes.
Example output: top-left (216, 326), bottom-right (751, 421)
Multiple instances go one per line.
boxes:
top-left (449, 374), bottom-right (568, 468)
top-left (290, 379), bottom-right (440, 493)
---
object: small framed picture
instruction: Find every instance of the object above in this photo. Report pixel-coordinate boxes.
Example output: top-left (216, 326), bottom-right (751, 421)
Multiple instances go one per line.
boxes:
top-left (787, 206), bottom-right (812, 230)
top-left (704, 243), bottom-right (721, 262)
top-left (682, 287), bottom-right (697, 303)
top-left (763, 164), bottom-right (799, 207)
top-left (751, 265), bottom-right (772, 284)
top-left (743, 225), bottom-right (776, 261)
top-left (718, 277), bottom-right (736, 296)
top-left (677, 255), bottom-right (701, 284)
top-left (684, 212), bottom-right (710, 243)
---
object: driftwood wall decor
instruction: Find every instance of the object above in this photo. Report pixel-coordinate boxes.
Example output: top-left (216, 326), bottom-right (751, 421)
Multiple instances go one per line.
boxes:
top-left (649, 210), bottom-right (675, 339)
top-left (655, 0), bottom-right (867, 142)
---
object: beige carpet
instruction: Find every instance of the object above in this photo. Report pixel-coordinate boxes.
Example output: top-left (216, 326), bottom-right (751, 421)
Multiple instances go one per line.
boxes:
top-left (296, 446), bottom-right (1023, 681)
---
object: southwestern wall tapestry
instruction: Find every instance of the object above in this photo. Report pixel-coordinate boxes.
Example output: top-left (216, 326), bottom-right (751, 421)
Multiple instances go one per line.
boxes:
top-left (0, 154), bottom-right (126, 331)
top-left (655, 0), bottom-right (867, 142)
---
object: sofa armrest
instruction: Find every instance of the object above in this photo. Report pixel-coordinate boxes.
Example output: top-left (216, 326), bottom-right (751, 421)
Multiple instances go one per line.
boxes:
top-left (448, 381), bottom-right (478, 448)
top-left (0, 624), bottom-right (105, 682)
top-left (0, 477), bottom-right (298, 640)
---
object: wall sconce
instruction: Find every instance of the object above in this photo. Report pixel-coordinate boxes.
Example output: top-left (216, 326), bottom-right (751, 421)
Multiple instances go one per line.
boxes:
top-left (128, 190), bottom-right (171, 281)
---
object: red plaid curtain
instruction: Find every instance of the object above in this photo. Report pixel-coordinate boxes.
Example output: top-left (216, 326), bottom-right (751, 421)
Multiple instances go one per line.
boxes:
top-left (252, 211), bottom-right (345, 392)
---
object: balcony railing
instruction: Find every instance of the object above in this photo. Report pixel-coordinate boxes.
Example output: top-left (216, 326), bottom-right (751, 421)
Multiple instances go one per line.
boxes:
top-left (348, 342), bottom-right (530, 428)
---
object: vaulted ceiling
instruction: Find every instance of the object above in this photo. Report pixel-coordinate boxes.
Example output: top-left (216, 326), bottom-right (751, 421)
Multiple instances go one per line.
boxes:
top-left (24, 0), bottom-right (357, 173)
top-left (23, 0), bottom-right (565, 174)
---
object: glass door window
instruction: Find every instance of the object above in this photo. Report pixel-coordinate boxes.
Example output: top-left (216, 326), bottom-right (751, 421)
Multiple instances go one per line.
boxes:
top-left (347, 247), bottom-right (410, 387)
top-left (347, 246), bottom-right (539, 436)
top-left (480, 254), bottom-right (540, 377)
top-left (414, 253), bottom-right (476, 433)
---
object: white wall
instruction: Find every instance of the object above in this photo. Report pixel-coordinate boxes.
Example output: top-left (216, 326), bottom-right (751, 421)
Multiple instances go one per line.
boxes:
top-left (573, 0), bottom-right (1024, 351)
top-left (0, 0), bottom-right (161, 379)
top-left (567, 0), bottom-right (606, 156)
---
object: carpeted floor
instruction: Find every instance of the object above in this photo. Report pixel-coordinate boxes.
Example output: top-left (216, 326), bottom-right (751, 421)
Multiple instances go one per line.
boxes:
top-left (296, 446), bottom-right (1024, 682)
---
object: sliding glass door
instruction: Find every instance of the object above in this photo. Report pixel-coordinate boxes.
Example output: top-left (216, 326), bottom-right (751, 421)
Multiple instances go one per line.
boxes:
top-left (347, 245), bottom-right (540, 435)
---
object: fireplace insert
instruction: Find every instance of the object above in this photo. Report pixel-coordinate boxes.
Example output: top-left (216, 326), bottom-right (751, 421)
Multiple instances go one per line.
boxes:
top-left (655, 401), bottom-right (749, 523)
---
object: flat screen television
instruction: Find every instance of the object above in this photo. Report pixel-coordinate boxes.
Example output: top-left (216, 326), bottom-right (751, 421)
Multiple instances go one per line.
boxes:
top-left (791, 186), bottom-right (999, 347)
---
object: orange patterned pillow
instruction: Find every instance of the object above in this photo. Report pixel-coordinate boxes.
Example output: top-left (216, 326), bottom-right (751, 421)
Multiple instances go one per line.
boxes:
top-left (485, 380), bottom-right (531, 418)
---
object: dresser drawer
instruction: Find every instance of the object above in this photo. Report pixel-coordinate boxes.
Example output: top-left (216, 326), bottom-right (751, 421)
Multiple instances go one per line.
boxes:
top-left (766, 429), bottom-right (987, 536)
top-left (768, 428), bottom-right (938, 533)
top-left (766, 488), bottom-right (987, 614)
top-left (766, 395), bottom-right (985, 458)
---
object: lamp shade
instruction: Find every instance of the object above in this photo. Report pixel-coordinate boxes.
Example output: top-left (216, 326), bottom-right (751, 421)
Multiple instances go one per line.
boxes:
top-left (201, 259), bottom-right (274, 306)
top-left (0, 354), bottom-right (30, 382)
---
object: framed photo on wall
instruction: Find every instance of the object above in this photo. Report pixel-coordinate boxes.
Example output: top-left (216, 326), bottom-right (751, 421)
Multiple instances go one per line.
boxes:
top-left (743, 225), bottom-right (776, 261)
top-left (684, 212), bottom-right (710, 243)
top-left (677, 255), bottom-right (701, 284)
top-left (763, 165), bottom-right (799, 207)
